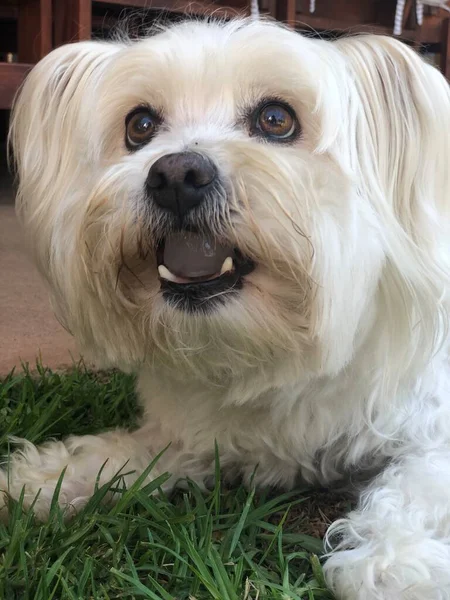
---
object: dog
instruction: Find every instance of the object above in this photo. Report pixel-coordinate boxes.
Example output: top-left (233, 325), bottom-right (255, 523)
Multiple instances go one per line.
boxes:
top-left (2, 16), bottom-right (450, 599)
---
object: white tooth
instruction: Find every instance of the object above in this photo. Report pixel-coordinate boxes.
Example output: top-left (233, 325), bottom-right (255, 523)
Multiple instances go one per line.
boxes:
top-left (220, 257), bottom-right (234, 275)
top-left (158, 264), bottom-right (178, 282)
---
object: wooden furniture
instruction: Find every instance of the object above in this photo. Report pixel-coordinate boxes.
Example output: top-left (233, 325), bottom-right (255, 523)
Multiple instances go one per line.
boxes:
top-left (0, 0), bottom-right (52, 109)
top-left (273, 0), bottom-right (450, 79)
top-left (0, 62), bottom-right (31, 109)
top-left (53, 0), bottom-right (250, 46)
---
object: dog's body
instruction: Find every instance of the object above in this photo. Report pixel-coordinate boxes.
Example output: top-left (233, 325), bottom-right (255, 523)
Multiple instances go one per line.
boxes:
top-left (2, 17), bottom-right (450, 599)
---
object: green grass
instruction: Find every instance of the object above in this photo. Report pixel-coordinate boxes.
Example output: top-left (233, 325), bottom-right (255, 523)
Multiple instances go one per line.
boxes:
top-left (0, 365), bottom-right (336, 600)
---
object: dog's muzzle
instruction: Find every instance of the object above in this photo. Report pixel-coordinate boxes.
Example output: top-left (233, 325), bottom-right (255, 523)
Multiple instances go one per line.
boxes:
top-left (146, 152), bottom-right (255, 312)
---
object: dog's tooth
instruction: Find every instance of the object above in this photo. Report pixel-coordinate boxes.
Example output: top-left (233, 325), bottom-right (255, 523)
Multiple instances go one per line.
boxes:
top-left (220, 257), bottom-right (234, 275)
top-left (158, 264), bottom-right (178, 282)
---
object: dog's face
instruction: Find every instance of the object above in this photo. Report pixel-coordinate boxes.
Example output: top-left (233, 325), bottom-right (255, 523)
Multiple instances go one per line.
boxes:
top-left (12, 19), bottom-right (449, 397)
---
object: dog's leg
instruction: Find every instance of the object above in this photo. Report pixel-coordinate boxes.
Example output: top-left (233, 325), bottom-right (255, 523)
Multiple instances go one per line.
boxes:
top-left (324, 448), bottom-right (450, 600)
top-left (0, 427), bottom-right (178, 522)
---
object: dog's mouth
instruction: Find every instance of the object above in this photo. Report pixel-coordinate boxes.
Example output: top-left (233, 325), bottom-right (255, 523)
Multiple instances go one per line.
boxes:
top-left (156, 231), bottom-right (255, 311)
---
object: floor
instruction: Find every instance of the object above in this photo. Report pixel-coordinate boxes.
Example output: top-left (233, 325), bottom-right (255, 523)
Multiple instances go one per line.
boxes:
top-left (0, 170), bottom-right (81, 375)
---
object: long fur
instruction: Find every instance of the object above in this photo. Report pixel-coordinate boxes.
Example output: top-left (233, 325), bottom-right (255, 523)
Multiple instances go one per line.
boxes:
top-left (3, 18), bottom-right (450, 599)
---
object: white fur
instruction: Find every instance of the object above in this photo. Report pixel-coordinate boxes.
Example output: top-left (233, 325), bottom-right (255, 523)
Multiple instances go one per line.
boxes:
top-left (4, 18), bottom-right (450, 599)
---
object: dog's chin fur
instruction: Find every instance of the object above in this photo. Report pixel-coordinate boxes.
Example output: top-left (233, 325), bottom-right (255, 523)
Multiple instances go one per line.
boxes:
top-left (4, 16), bottom-right (450, 599)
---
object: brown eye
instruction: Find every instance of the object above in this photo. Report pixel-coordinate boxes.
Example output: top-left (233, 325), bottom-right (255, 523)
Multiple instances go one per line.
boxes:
top-left (125, 109), bottom-right (160, 150)
top-left (254, 102), bottom-right (298, 141)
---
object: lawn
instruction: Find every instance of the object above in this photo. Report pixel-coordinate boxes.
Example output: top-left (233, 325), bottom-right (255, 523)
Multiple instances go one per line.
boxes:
top-left (0, 365), bottom-right (348, 599)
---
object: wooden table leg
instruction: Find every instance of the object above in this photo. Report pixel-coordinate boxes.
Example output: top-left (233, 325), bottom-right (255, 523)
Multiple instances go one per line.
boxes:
top-left (18, 0), bottom-right (52, 63)
top-left (53, 0), bottom-right (92, 46)
top-left (265, 0), bottom-right (277, 18)
top-left (403, 0), bottom-right (413, 30)
top-left (275, 0), bottom-right (296, 27)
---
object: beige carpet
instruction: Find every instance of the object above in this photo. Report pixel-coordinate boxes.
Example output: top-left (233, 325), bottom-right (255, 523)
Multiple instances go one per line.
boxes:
top-left (0, 203), bottom-right (81, 375)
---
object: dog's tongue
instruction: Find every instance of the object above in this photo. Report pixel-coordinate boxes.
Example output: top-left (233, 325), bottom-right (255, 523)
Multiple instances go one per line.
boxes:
top-left (163, 232), bottom-right (233, 278)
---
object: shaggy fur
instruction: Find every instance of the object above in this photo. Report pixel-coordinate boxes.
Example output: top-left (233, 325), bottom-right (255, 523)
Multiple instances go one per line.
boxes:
top-left (2, 18), bottom-right (450, 599)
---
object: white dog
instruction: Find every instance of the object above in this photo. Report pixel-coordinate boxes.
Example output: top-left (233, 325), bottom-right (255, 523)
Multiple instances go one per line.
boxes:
top-left (2, 17), bottom-right (450, 599)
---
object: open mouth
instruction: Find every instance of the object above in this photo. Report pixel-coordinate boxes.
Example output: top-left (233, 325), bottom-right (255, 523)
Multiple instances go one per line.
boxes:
top-left (156, 231), bottom-right (255, 311)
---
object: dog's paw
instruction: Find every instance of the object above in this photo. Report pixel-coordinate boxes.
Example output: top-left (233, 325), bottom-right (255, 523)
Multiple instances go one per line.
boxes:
top-left (0, 432), bottom-right (154, 521)
top-left (324, 523), bottom-right (450, 600)
top-left (1, 438), bottom-right (98, 521)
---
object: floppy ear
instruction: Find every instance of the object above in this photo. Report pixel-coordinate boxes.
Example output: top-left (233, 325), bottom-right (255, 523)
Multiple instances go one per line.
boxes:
top-left (9, 41), bottom-right (122, 343)
top-left (336, 35), bottom-right (450, 389)
top-left (10, 41), bottom-right (119, 270)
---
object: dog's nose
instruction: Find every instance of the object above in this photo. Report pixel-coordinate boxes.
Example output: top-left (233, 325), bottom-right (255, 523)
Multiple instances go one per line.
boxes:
top-left (147, 152), bottom-right (216, 220)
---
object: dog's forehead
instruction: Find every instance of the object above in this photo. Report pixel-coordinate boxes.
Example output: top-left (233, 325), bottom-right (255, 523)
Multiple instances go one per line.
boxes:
top-left (106, 21), bottom-right (314, 107)
top-left (142, 20), bottom-right (293, 68)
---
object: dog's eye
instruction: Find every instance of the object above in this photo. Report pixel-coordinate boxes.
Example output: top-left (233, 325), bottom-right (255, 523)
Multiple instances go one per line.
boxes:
top-left (253, 102), bottom-right (298, 141)
top-left (125, 108), bottom-right (160, 150)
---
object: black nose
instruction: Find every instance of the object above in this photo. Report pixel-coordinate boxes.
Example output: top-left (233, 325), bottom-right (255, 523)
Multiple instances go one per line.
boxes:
top-left (147, 152), bottom-right (216, 221)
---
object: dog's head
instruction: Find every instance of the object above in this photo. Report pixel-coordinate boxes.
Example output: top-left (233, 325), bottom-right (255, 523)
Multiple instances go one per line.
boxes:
top-left (10, 19), bottom-right (450, 397)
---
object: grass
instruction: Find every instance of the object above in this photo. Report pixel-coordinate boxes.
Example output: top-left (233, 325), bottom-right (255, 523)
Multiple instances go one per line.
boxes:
top-left (0, 364), bottom-right (341, 600)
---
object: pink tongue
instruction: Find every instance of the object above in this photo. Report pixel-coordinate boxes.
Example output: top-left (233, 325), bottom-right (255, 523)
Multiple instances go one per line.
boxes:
top-left (163, 232), bottom-right (233, 278)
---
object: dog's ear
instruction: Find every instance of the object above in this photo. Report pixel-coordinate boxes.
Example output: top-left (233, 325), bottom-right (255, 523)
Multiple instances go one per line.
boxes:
top-left (337, 36), bottom-right (450, 386)
top-left (9, 41), bottom-right (121, 339)
top-left (9, 43), bottom-right (119, 255)
top-left (338, 35), bottom-right (450, 220)
top-left (10, 41), bottom-right (119, 230)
